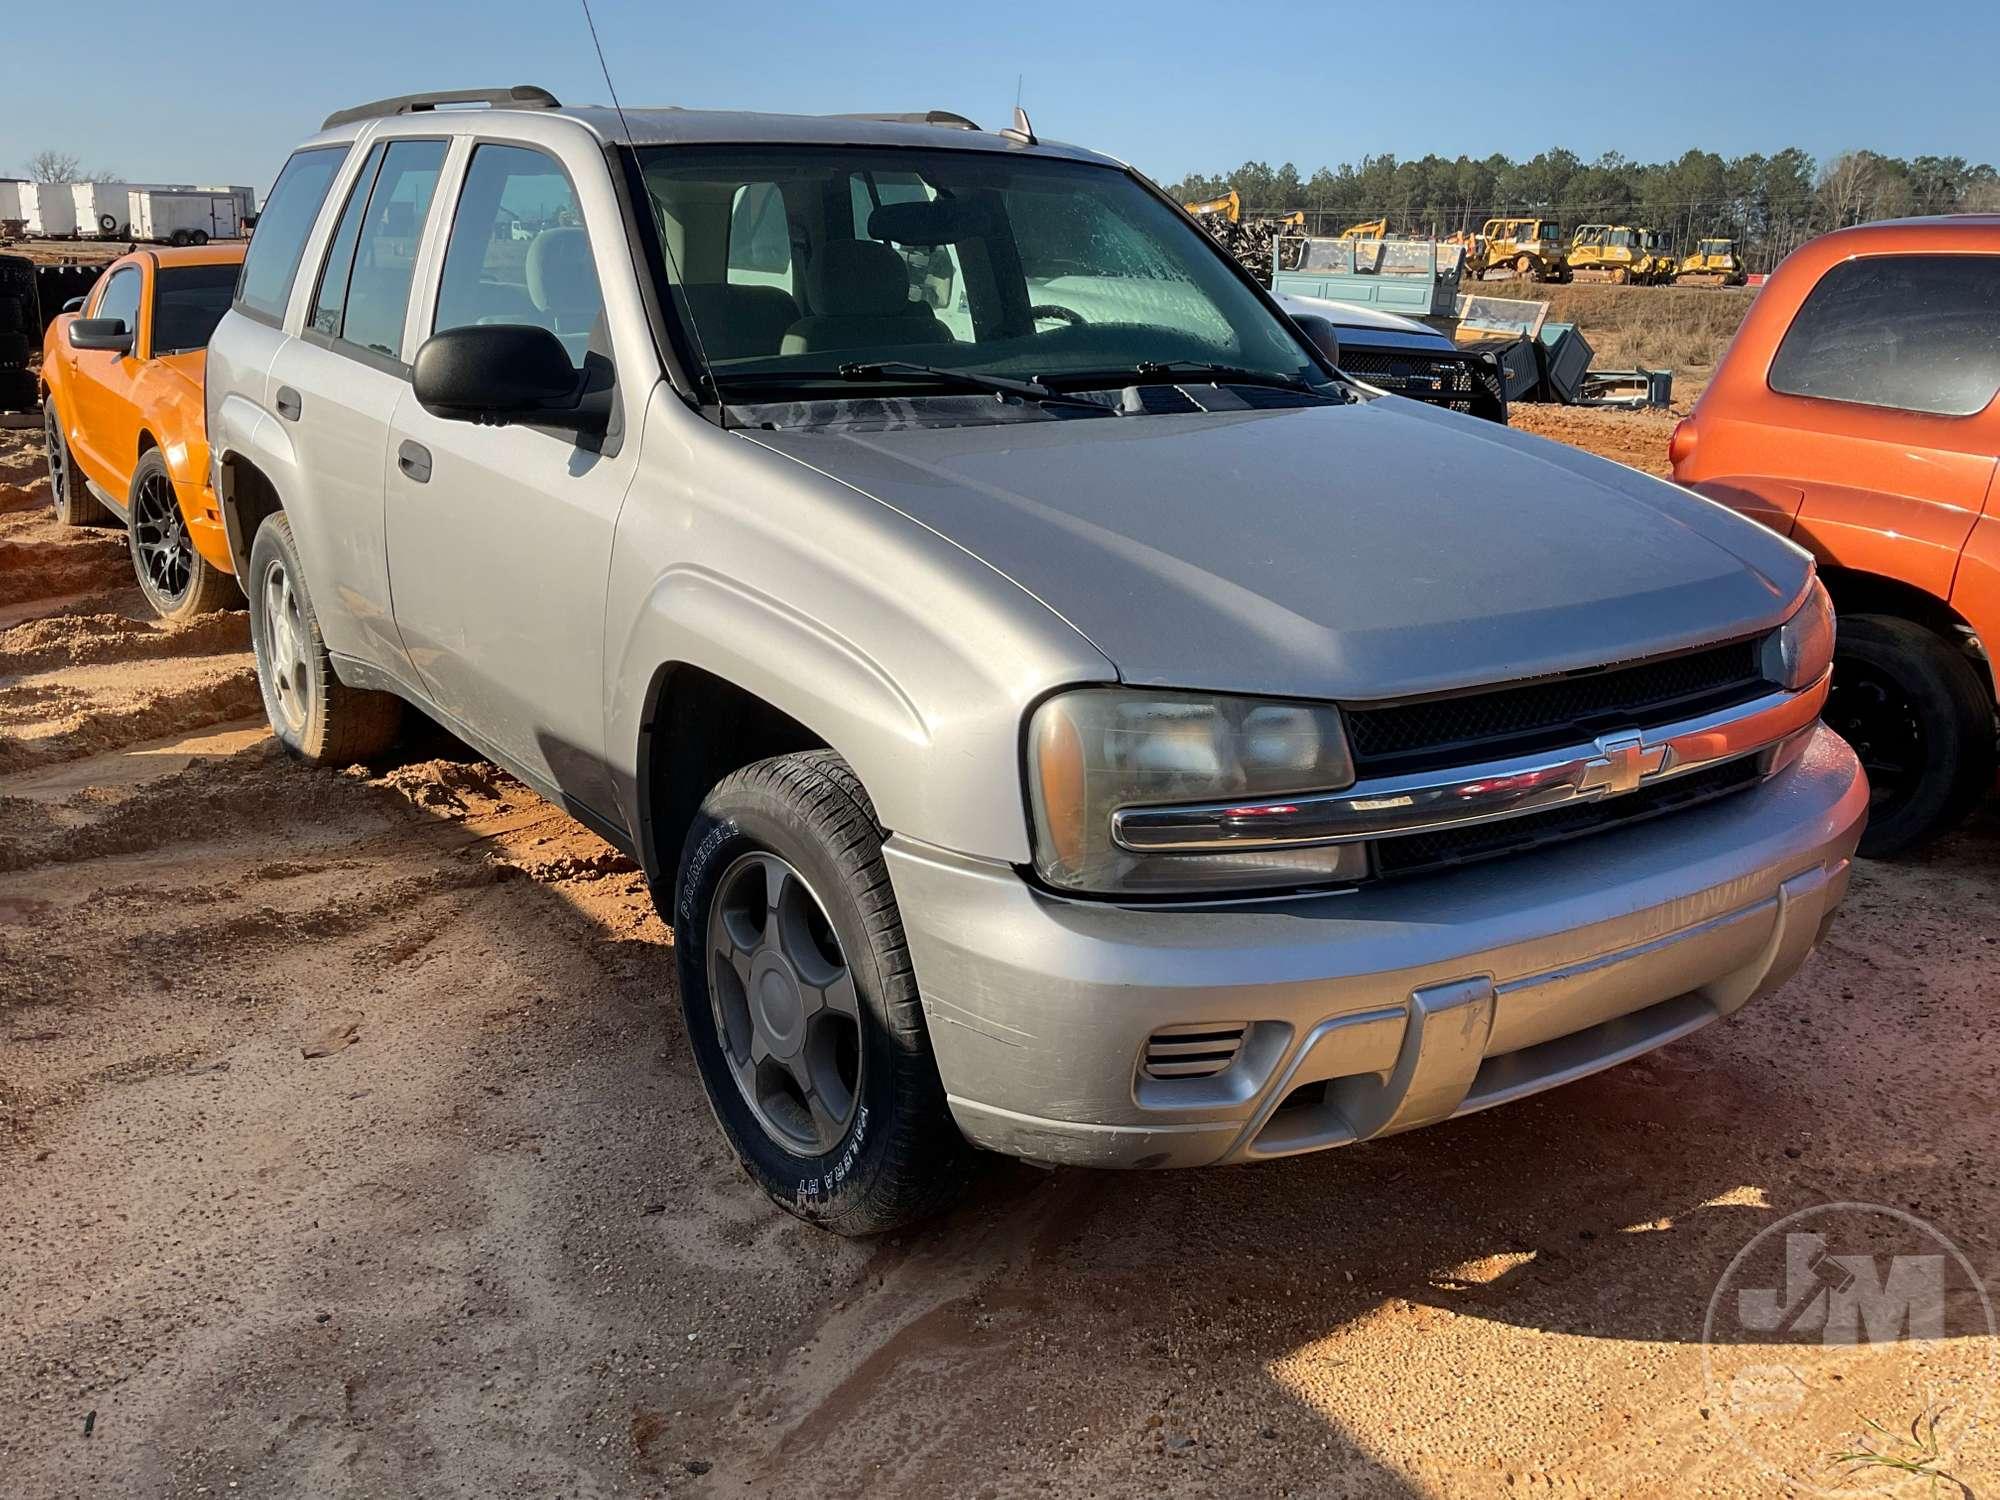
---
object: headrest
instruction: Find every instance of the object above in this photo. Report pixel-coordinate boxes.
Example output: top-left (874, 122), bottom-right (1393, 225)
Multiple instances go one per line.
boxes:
top-left (526, 227), bottom-right (596, 312)
top-left (805, 239), bottom-right (912, 318)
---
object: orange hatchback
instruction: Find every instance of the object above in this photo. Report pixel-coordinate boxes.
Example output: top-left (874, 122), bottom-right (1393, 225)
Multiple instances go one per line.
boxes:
top-left (1671, 217), bottom-right (2000, 855)
top-left (40, 243), bottom-right (247, 619)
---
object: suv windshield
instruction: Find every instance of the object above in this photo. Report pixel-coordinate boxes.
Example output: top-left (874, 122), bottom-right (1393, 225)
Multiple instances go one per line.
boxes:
top-left (635, 145), bottom-right (1322, 401)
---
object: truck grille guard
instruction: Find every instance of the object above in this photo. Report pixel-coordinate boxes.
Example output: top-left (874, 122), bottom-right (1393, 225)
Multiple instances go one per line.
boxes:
top-left (1110, 672), bottom-right (1830, 861)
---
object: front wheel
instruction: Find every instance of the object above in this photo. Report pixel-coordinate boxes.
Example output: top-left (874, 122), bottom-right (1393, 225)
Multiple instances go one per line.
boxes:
top-left (1825, 614), bottom-right (1996, 858)
top-left (128, 450), bottom-right (238, 620)
top-left (247, 513), bottom-right (402, 765)
top-left (674, 750), bottom-right (970, 1236)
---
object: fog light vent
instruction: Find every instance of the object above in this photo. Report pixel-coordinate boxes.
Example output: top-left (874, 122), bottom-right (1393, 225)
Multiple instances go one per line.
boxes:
top-left (1143, 1023), bottom-right (1247, 1080)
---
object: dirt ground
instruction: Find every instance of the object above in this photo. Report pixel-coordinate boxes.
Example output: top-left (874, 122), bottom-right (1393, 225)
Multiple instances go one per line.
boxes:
top-left (3, 406), bottom-right (1996, 1498)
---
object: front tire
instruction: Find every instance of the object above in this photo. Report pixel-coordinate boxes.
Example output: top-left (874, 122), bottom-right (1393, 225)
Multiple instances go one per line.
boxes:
top-left (247, 513), bottom-right (402, 765)
top-left (128, 449), bottom-right (238, 620)
top-left (1825, 614), bottom-right (1996, 857)
top-left (674, 750), bottom-right (970, 1236)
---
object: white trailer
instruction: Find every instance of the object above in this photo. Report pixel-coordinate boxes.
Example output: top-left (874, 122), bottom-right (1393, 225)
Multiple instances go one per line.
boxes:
top-left (19, 182), bottom-right (78, 238)
top-left (0, 180), bottom-right (26, 228)
top-left (71, 182), bottom-right (193, 238)
top-left (128, 188), bottom-right (243, 245)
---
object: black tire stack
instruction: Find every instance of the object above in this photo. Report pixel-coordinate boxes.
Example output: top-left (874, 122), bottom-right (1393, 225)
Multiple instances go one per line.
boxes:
top-left (0, 252), bottom-right (41, 413)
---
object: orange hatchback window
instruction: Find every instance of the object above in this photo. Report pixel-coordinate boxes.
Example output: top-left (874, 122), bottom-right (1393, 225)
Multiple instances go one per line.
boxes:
top-left (1768, 254), bottom-right (2000, 417)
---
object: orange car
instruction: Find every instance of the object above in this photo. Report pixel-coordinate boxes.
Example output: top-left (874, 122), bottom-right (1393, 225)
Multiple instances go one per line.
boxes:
top-left (40, 243), bottom-right (247, 619)
top-left (1670, 216), bottom-right (1999, 855)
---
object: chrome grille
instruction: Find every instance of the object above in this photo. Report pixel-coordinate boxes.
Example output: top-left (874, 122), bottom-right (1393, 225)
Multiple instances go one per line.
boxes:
top-left (1346, 639), bottom-right (1767, 776)
top-left (1143, 1023), bottom-right (1247, 1080)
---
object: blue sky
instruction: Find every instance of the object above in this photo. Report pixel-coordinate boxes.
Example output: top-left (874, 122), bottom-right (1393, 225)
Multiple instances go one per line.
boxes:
top-left (5, 0), bottom-right (1995, 198)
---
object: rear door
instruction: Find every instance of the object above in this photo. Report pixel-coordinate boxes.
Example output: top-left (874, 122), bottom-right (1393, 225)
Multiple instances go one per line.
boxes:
top-left (1763, 253), bottom-right (2000, 597)
top-left (383, 140), bottom-right (640, 818)
top-left (266, 135), bottom-right (449, 679)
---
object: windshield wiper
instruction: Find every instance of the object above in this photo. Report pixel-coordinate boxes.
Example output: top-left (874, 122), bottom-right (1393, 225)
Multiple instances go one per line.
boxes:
top-left (714, 363), bottom-right (1109, 413)
top-left (1041, 361), bottom-right (1341, 397)
top-left (832, 361), bottom-right (1111, 412)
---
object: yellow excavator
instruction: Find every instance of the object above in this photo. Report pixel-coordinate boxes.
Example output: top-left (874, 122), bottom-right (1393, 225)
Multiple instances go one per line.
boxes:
top-left (1674, 237), bottom-right (1747, 287)
top-left (1184, 190), bottom-right (1241, 224)
top-left (1476, 217), bottom-right (1569, 281)
top-left (1339, 217), bottom-right (1388, 240)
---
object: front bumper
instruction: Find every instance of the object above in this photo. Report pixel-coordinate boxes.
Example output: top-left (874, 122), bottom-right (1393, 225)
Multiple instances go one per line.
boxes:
top-left (886, 725), bottom-right (1865, 1169)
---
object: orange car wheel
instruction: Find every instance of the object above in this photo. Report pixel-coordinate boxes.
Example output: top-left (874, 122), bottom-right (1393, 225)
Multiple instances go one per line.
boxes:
top-left (44, 403), bottom-right (114, 527)
top-left (128, 450), bottom-right (238, 620)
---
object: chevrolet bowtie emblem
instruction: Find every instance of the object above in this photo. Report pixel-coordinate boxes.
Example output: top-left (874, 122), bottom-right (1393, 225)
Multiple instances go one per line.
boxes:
top-left (1580, 732), bottom-right (1669, 796)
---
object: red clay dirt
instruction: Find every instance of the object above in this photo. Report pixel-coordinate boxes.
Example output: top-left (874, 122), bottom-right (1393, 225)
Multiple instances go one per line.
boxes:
top-left (2, 415), bottom-right (1995, 1499)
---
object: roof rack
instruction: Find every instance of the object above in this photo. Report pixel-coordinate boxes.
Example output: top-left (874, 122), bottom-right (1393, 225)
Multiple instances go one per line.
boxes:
top-left (831, 110), bottom-right (982, 132)
top-left (322, 85), bottom-right (560, 131)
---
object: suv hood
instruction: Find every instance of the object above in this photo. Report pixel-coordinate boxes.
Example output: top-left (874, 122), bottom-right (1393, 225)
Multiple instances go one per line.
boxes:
top-left (749, 397), bottom-right (1809, 702)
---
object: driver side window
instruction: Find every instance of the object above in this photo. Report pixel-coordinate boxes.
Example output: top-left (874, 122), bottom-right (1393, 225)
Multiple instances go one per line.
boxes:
top-left (433, 144), bottom-right (605, 373)
top-left (94, 266), bottom-right (142, 339)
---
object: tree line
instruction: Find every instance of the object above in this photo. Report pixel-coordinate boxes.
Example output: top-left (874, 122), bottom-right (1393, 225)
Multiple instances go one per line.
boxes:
top-left (1165, 148), bottom-right (2000, 270)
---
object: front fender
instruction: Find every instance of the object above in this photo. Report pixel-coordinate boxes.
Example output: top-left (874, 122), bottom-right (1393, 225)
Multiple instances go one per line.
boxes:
top-left (603, 390), bottom-right (1116, 866)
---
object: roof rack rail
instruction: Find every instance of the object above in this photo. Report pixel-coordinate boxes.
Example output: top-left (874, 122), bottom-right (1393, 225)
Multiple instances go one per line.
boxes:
top-left (322, 85), bottom-right (560, 131)
top-left (831, 110), bottom-right (982, 132)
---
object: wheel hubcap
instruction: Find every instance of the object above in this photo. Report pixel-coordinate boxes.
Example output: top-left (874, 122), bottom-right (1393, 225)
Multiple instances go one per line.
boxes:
top-left (1825, 659), bottom-right (1925, 815)
top-left (707, 851), bottom-right (862, 1157)
top-left (261, 560), bottom-right (313, 735)
top-left (133, 471), bottom-right (193, 601)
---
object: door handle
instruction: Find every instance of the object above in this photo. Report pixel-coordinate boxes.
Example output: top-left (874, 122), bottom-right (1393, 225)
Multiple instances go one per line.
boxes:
top-left (275, 385), bottom-right (302, 421)
top-left (397, 440), bottom-right (432, 484)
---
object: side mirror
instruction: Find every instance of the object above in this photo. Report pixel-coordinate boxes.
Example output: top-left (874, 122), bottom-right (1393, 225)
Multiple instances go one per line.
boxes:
top-left (411, 324), bottom-right (585, 428)
top-left (1291, 313), bottom-right (1341, 369)
top-left (69, 317), bottom-right (134, 354)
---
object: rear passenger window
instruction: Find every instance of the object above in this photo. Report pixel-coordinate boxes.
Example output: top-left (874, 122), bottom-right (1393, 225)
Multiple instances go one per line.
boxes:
top-left (1769, 254), bottom-right (2000, 417)
top-left (312, 139), bottom-right (446, 360)
top-left (237, 146), bottom-right (348, 323)
top-left (433, 144), bottom-right (603, 372)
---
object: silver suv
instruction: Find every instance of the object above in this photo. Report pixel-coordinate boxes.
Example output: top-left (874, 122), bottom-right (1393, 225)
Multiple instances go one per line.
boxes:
top-left (207, 88), bottom-right (1865, 1234)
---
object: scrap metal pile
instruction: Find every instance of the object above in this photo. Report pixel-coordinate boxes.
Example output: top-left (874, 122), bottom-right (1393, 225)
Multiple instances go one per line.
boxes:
top-left (1190, 214), bottom-right (1295, 287)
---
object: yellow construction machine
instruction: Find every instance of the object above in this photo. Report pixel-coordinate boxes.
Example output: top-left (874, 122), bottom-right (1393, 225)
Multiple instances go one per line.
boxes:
top-left (1184, 190), bottom-right (1241, 224)
top-left (1339, 217), bottom-right (1389, 240)
top-left (1673, 237), bottom-right (1747, 287)
top-left (1571, 224), bottom-right (1669, 284)
top-left (1476, 217), bottom-right (1568, 281)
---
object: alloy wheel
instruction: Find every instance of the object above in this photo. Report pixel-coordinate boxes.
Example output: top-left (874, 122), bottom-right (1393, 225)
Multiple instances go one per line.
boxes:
top-left (261, 559), bottom-right (314, 736)
top-left (1824, 659), bottom-right (1925, 815)
top-left (706, 850), bottom-right (863, 1157)
top-left (43, 408), bottom-right (66, 516)
top-left (132, 469), bottom-right (193, 602)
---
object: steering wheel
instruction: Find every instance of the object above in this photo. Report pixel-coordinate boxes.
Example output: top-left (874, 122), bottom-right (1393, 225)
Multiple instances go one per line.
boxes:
top-left (1030, 303), bottom-right (1088, 328)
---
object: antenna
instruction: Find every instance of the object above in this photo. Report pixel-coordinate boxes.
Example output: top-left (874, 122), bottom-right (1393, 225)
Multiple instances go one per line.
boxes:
top-left (578, 0), bottom-right (633, 142)
top-left (575, 0), bottom-right (722, 420)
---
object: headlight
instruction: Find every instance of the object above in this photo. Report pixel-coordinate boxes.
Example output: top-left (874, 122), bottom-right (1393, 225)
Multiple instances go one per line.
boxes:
top-left (1027, 689), bottom-right (1360, 895)
top-left (1764, 577), bottom-right (1836, 691)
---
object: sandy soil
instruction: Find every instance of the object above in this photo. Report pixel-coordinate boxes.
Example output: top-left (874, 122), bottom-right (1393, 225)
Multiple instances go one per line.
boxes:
top-left (2, 414), bottom-right (1996, 1499)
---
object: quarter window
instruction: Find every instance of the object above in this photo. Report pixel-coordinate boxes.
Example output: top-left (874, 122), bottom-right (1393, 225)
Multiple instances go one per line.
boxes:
top-left (94, 265), bottom-right (142, 337)
top-left (433, 144), bottom-right (603, 372)
top-left (237, 146), bottom-right (348, 322)
top-left (1769, 254), bottom-right (2000, 417)
top-left (310, 139), bottom-right (446, 360)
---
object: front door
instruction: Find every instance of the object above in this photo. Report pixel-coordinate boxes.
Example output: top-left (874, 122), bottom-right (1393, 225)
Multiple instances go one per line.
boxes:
top-left (384, 142), bottom-right (636, 819)
top-left (69, 262), bottom-right (145, 494)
